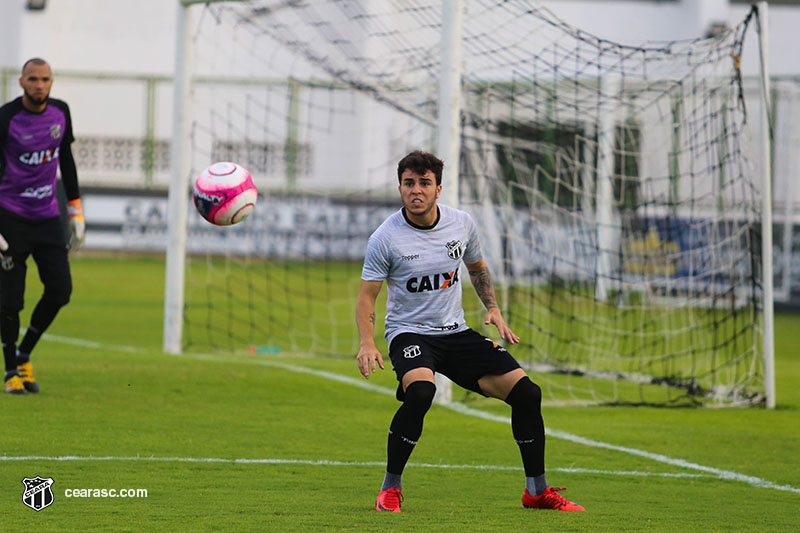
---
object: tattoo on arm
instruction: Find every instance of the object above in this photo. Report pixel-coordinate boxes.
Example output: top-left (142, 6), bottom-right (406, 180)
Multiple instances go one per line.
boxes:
top-left (469, 266), bottom-right (499, 311)
top-left (369, 312), bottom-right (375, 325)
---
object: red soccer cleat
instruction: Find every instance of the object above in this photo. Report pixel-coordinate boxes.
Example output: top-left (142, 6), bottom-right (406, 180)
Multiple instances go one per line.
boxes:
top-left (522, 487), bottom-right (585, 511)
top-left (375, 488), bottom-right (403, 513)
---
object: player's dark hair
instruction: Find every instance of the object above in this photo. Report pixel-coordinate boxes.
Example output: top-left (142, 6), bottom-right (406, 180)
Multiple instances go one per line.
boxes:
top-left (397, 151), bottom-right (444, 185)
top-left (21, 57), bottom-right (48, 75)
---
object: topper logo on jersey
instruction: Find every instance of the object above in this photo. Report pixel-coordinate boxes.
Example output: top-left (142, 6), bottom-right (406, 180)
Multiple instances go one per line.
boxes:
top-left (406, 269), bottom-right (460, 293)
top-left (446, 240), bottom-right (464, 260)
top-left (19, 147), bottom-right (59, 166)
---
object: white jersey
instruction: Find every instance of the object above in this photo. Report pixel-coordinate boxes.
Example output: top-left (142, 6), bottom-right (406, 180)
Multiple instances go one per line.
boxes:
top-left (361, 204), bottom-right (482, 344)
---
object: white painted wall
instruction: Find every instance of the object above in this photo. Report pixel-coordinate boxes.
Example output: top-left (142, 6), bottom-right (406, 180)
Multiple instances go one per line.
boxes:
top-left (2, 1), bottom-right (798, 76)
top-left (11, 0), bottom-right (177, 74)
top-left (0, 0), bottom-right (795, 193)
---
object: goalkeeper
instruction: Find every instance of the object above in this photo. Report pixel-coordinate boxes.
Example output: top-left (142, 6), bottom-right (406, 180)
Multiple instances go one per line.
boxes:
top-left (0, 58), bottom-right (85, 395)
top-left (356, 151), bottom-right (584, 513)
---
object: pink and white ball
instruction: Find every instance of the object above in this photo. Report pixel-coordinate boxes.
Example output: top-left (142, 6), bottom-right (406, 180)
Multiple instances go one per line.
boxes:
top-left (193, 162), bottom-right (257, 226)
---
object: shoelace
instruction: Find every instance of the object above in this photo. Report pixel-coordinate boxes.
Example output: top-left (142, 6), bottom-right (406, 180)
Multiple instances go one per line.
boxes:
top-left (381, 488), bottom-right (403, 508)
top-left (538, 487), bottom-right (570, 508)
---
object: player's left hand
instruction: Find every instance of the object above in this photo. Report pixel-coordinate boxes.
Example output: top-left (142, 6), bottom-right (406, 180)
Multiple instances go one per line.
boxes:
top-left (484, 307), bottom-right (520, 344)
top-left (67, 198), bottom-right (86, 251)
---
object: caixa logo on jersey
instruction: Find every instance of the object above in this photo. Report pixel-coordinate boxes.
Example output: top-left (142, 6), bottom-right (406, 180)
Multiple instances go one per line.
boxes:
top-left (22, 476), bottom-right (54, 511)
top-left (19, 147), bottom-right (59, 166)
top-left (406, 269), bottom-right (459, 293)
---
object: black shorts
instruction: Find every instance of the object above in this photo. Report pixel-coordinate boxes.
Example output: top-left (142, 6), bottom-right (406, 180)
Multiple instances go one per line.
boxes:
top-left (0, 211), bottom-right (71, 312)
top-left (388, 329), bottom-right (521, 399)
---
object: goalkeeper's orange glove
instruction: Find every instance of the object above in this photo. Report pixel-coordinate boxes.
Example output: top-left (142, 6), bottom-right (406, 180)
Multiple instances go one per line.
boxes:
top-left (67, 198), bottom-right (86, 251)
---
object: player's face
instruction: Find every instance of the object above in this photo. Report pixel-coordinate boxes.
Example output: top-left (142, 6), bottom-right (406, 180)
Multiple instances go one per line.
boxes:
top-left (399, 169), bottom-right (441, 225)
top-left (19, 63), bottom-right (53, 109)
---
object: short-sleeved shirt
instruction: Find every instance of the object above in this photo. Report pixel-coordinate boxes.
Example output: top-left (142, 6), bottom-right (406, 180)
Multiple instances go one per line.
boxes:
top-left (361, 204), bottom-right (482, 344)
top-left (0, 97), bottom-right (75, 219)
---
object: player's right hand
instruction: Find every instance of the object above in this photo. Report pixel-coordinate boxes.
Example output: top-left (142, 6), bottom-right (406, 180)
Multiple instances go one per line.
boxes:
top-left (356, 345), bottom-right (384, 380)
top-left (0, 232), bottom-right (8, 255)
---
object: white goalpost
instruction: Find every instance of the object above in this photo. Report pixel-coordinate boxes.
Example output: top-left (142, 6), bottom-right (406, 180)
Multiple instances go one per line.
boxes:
top-left (755, 1), bottom-right (775, 409)
top-left (432, 0), bottom-right (464, 404)
top-left (164, 0), bottom-right (776, 408)
top-left (163, 0), bottom-right (195, 355)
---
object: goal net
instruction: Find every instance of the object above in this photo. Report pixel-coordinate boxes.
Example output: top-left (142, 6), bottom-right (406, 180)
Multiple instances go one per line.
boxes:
top-left (177, 0), bottom-right (768, 406)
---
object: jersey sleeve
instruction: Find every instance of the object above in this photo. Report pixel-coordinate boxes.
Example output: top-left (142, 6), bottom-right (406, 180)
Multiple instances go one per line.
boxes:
top-left (361, 231), bottom-right (391, 281)
top-left (463, 212), bottom-right (483, 264)
top-left (0, 104), bottom-right (9, 145)
top-left (54, 100), bottom-right (80, 200)
top-left (0, 105), bottom-right (9, 178)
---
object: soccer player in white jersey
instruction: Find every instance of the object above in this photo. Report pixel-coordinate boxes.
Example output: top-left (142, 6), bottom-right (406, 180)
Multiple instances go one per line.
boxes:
top-left (356, 151), bottom-right (584, 513)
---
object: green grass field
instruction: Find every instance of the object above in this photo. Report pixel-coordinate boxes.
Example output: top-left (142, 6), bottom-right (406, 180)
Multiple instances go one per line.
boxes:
top-left (2, 254), bottom-right (799, 531)
top-left (183, 256), bottom-right (766, 406)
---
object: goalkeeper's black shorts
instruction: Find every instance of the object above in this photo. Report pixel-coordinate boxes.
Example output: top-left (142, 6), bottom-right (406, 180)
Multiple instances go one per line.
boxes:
top-left (388, 328), bottom-right (522, 400)
top-left (0, 209), bottom-right (71, 312)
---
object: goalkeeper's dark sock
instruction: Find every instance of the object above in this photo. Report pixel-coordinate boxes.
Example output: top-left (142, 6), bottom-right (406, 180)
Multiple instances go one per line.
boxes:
top-left (18, 327), bottom-right (41, 361)
top-left (504, 377), bottom-right (546, 482)
top-left (16, 349), bottom-right (30, 365)
top-left (1, 311), bottom-right (20, 373)
top-left (385, 381), bottom-right (436, 479)
top-left (20, 297), bottom-right (64, 356)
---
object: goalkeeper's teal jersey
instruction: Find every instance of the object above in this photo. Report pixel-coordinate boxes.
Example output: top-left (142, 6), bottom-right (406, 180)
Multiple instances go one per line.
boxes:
top-left (361, 204), bottom-right (482, 344)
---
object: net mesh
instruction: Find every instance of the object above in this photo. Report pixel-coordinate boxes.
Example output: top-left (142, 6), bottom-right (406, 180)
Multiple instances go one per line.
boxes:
top-left (181, 0), bottom-right (765, 406)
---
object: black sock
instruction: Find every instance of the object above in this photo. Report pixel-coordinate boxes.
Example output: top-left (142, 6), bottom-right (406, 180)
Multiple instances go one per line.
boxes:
top-left (386, 381), bottom-right (436, 477)
top-left (504, 376), bottom-right (545, 478)
top-left (1, 311), bottom-right (20, 373)
top-left (19, 297), bottom-right (64, 356)
top-left (17, 329), bottom-right (40, 362)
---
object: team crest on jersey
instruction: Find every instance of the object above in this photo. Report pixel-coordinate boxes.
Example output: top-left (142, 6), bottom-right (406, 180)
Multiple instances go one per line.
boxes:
top-left (50, 124), bottom-right (62, 140)
top-left (445, 240), bottom-right (464, 260)
top-left (22, 476), bottom-right (54, 511)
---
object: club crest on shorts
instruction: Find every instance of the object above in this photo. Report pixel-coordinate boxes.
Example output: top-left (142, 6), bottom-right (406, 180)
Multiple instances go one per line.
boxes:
top-left (22, 476), bottom-right (54, 511)
top-left (1, 255), bottom-right (13, 271)
top-left (403, 345), bottom-right (421, 359)
top-left (445, 240), bottom-right (464, 260)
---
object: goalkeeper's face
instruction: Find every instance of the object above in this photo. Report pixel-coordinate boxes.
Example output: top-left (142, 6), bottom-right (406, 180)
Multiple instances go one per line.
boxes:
top-left (399, 169), bottom-right (441, 224)
top-left (19, 62), bottom-right (53, 109)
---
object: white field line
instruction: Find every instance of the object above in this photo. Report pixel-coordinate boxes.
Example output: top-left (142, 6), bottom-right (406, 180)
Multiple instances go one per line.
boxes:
top-left (37, 333), bottom-right (800, 495)
top-left (0, 455), bottom-right (708, 479)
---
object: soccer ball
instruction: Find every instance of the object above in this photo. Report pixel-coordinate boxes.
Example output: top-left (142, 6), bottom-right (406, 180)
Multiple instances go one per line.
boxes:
top-left (193, 162), bottom-right (257, 226)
